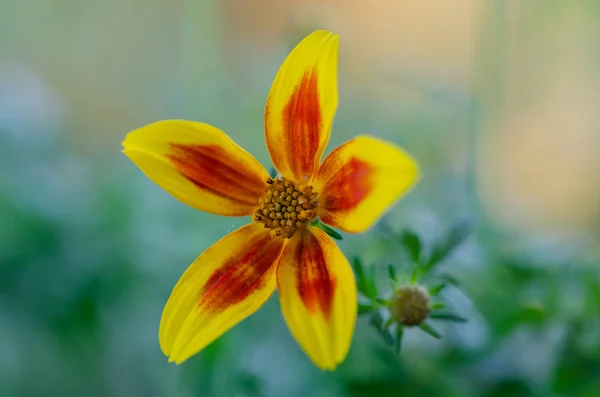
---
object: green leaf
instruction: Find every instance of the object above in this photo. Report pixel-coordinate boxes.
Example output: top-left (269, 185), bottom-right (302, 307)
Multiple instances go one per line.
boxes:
top-left (369, 312), bottom-right (394, 346)
top-left (400, 229), bottom-right (422, 263)
top-left (410, 267), bottom-right (421, 283)
top-left (394, 326), bottom-right (404, 355)
top-left (387, 263), bottom-right (397, 287)
top-left (352, 258), bottom-right (378, 299)
top-left (352, 257), bottom-right (366, 281)
top-left (430, 302), bottom-right (446, 311)
top-left (368, 262), bottom-right (377, 288)
top-left (429, 283), bottom-right (446, 296)
top-left (313, 219), bottom-right (343, 240)
top-left (426, 222), bottom-right (471, 269)
top-left (429, 312), bottom-right (468, 322)
top-left (419, 322), bottom-right (442, 339)
top-left (358, 303), bottom-right (377, 314)
top-left (438, 274), bottom-right (461, 287)
top-left (383, 317), bottom-right (394, 328)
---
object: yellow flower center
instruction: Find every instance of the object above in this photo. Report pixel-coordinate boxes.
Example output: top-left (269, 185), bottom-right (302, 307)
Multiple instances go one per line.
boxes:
top-left (252, 177), bottom-right (319, 238)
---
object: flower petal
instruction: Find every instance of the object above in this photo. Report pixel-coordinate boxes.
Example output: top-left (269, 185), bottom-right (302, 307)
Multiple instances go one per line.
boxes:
top-left (123, 120), bottom-right (269, 216)
top-left (314, 135), bottom-right (419, 233)
top-left (277, 226), bottom-right (357, 370)
top-left (265, 30), bottom-right (339, 183)
top-left (159, 223), bottom-right (285, 364)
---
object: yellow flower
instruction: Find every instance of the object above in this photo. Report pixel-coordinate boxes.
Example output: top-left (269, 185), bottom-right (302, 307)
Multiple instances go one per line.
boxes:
top-left (122, 30), bottom-right (419, 370)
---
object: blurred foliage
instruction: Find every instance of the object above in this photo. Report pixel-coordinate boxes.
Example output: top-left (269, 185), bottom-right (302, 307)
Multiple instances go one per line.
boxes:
top-left (355, 223), bottom-right (471, 354)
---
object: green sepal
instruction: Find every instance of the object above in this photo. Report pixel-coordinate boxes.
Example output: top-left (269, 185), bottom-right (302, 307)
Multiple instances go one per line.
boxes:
top-left (410, 267), bottom-right (421, 283)
top-left (311, 218), bottom-right (343, 240)
top-left (429, 312), bottom-right (468, 323)
top-left (387, 263), bottom-right (397, 289)
top-left (394, 326), bottom-right (404, 355)
top-left (429, 283), bottom-right (446, 296)
top-left (369, 312), bottom-right (394, 346)
top-left (425, 222), bottom-right (471, 270)
top-left (352, 257), bottom-right (378, 299)
top-left (400, 229), bottom-right (422, 264)
top-left (419, 322), bottom-right (442, 339)
top-left (438, 274), bottom-right (461, 286)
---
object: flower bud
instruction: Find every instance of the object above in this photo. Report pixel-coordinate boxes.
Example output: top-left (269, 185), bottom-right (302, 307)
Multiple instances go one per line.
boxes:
top-left (389, 285), bottom-right (430, 326)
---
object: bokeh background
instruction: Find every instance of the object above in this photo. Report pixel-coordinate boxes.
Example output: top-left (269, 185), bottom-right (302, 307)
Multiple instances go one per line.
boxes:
top-left (1, 1), bottom-right (599, 396)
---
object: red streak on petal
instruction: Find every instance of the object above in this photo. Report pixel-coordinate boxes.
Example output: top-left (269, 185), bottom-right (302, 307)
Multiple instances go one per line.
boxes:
top-left (199, 236), bottom-right (283, 312)
top-left (279, 69), bottom-right (322, 178)
top-left (322, 157), bottom-right (374, 211)
top-left (294, 232), bottom-right (336, 318)
top-left (168, 144), bottom-right (266, 205)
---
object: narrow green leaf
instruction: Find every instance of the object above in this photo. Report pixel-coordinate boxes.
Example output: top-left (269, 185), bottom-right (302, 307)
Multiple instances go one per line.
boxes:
top-left (429, 312), bottom-right (468, 323)
top-left (419, 322), bottom-right (442, 339)
top-left (352, 257), bottom-right (378, 299)
top-left (429, 283), bottom-right (446, 296)
top-left (438, 274), bottom-right (461, 287)
top-left (426, 222), bottom-right (471, 269)
top-left (430, 302), bottom-right (446, 311)
top-left (374, 296), bottom-right (389, 306)
top-left (368, 262), bottom-right (377, 287)
top-left (410, 267), bottom-right (421, 283)
top-left (383, 317), bottom-right (394, 328)
top-left (394, 326), bottom-right (404, 355)
top-left (370, 311), bottom-right (384, 327)
top-left (352, 257), bottom-right (366, 280)
top-left (365, 282), bottom-right (379, 299)
top-left (387, 263), bottom-right (397, 287)
top-left (377, 328), bottom-right (395, 347)
top-left (313, 219), bottom-right (343, 240)
top-left (369, 312), bottom-right (394, 346)
top-left (358, 303), bottom-right (377, 314)
top-left (351, 257), bottom-right (367, 295)
top-left (400, 229), bottom-right (422, 263)
top-left (365, 263), bottom-right (379, 299)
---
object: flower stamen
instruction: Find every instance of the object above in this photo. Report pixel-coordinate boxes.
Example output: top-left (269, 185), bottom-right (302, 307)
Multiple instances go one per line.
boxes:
top-left (253, 177), bottom-right (319, 238)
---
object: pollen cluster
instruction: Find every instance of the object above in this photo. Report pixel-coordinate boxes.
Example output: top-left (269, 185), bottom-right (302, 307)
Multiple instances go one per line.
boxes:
top-left (253, 177), bottom-right (319, 238)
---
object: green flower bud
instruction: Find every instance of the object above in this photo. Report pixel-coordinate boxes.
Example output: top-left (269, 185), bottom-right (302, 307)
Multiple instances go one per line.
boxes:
top-left (389, 285), bottom-right (430, 326)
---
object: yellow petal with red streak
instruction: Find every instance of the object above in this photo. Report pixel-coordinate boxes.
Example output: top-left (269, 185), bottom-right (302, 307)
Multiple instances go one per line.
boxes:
top-left (277, 226), bottom-right (357, 370)
top-left (160, 223), bottom-right (285, 364)
top-left (123, 120), bottom-right (269, 216)
top-left (265, 30), bottom-right (339, 183)
top-left (314, 135), bottom-right (419, 233)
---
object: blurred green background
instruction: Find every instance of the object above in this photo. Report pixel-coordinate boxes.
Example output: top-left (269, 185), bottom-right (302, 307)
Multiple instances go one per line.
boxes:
top-left (1, 1), bottom-right (599, 396)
